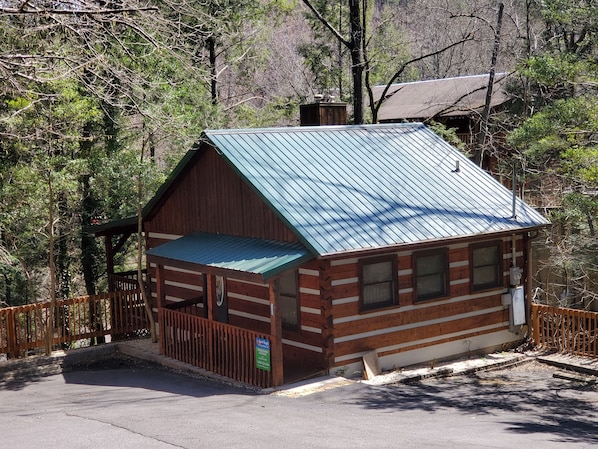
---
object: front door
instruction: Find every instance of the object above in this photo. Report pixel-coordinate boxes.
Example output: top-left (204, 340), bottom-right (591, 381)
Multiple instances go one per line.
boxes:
top-left (215, 275), bottom-right (228, 323)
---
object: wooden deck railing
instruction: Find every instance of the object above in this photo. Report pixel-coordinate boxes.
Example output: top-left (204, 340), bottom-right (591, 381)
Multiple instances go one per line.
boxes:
top-left (532, 304), bottom-right (598, 357)
top-left (0, 289), bottom-right (148, 358)
top-left (160, 308), bottom-right (273, 388)
top-left (456, 132), bottom-right (473, 145)
top-left (108, 270), bottom-right (144, 293)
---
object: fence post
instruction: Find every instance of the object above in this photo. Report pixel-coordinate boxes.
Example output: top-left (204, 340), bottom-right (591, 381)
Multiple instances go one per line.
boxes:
top-left (6, 309), bottom-right (17, 358)
top-left (532, 304), bottom-right (540, 347)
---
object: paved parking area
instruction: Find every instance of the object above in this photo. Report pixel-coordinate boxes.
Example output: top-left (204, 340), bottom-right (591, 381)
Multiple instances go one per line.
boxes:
top-left (1, 356), bottom-right (597, 448)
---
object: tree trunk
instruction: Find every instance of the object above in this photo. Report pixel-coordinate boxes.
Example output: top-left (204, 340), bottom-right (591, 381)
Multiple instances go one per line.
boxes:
top-left (137, 182), bottom-right (157, 343)
top-left (46, 173), bottom-right (57, 356)
top-left (349, 0), bottom-right (364, 124)
top-left (475, 3), bottom-right (504, 168)
top-left (138, 123), bottom-right (157, 343)
top-left (208, 36), bottom-right (218, 105)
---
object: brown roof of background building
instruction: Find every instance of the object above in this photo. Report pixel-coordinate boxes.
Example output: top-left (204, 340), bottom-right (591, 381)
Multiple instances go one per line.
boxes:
top-left (372, 73), bottom-right (511, 122)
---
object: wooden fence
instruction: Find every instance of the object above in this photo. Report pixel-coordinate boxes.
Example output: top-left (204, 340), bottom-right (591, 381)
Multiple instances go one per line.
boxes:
top-left (532, 304), bottom-right (598, 357)
top-left (108, 271), bottom-right (143, 293)
top-left (0, 289), bottom-right (148, 358)
top-left (160, 308), bottom-right (273, 388)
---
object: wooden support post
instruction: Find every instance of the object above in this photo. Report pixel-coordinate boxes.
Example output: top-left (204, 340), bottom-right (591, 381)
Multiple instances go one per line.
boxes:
top-left (532, 305), bottom-right (540, 346)
top-left (155, 264), bottom-right (165, 309)
top-left (105, 236), bottom-right (115, 292)
top-left (6, 309), bottom-right (17, 359)
top-left (202, 274), bottom-right (208, 318)
top-left (524, 232), bottom-right (533, 328)
top-left (206, 275), bottom-right (216, 371)
top-left (206, 275), bottom-right (218, 322)
top-left (155, 264), bottom-right (165, 355)
top-left (105, 235), bottom-right (115, 276)
top-left (319, 259), bottom-right (334, 372)
top-left (269, 282), bottom-right (284, 387)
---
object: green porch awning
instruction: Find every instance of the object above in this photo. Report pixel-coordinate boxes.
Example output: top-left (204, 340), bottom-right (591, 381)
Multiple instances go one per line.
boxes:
top-left (146, 232), bottom-right (314, 281)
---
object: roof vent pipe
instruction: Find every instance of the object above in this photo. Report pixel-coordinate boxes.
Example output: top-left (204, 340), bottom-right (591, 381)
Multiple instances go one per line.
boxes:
top-left (511, 164), bottom-right (517, 219)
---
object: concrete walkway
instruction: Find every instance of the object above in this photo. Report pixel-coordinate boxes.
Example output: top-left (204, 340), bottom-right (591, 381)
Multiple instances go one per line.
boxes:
top-left (2, 338), bottom-right (598, 395)
top-left (117, 339), bottom-right (598, 394)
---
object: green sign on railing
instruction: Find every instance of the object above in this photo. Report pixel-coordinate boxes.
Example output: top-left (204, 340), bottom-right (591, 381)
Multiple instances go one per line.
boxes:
top-left (255, 337), bottom-right (271, 371)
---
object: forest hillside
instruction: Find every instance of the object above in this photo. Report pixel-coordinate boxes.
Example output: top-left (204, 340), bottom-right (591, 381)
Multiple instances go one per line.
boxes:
top-left (0, 0), bottom-right (596, 310)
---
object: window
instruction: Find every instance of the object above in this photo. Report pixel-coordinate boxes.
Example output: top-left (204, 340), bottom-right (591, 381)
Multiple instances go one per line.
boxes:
top-left (279, 270), bottom-right (299, 330)
top-left (471, 241), bottom-right (503, 291)
top-left (414, 249), bottom-right (448, 301)
top-left (360, 256), bottom-right (397, 310)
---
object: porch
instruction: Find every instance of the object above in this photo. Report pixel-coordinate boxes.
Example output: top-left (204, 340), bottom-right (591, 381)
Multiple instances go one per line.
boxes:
top-left (107, 271), bottom-right (321, 388)
top-left (96, 220), bottom-right (323, 388)
top-left (159, 304), bottom-right (273, 387)
top-left (145, 233), bottom-right (320, 388)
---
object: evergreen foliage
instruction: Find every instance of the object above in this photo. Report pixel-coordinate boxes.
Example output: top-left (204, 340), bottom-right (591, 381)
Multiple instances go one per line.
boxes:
top-left (0, 0), bottom-right (596, 310)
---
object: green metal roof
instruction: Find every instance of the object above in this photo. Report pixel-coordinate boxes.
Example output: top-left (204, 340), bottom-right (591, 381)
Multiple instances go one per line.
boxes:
top-left (146, 233), bottom-right (313, 280)
top-left (205, 123), bottom-right (549, 256)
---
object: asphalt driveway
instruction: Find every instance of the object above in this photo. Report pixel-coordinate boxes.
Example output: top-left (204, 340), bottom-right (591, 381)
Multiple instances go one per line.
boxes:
top-left (1, 357), bottom-right (596, 449)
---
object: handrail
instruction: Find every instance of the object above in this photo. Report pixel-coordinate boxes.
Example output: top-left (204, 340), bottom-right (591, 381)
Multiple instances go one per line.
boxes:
top-left (164, 296), bottom-right (204, 310)
top-left (160, 308), bottom-right (273, 388)
top-left (532, 304), bottom-right (598, 358)
top-left (0, 289), bottom-right (148, 357)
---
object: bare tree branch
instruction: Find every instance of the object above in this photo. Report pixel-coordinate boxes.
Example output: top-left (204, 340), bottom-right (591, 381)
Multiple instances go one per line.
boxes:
top-left (300, 0), bottom-right (351, 48)
top-left (368, 33), bottom-right (475, 123)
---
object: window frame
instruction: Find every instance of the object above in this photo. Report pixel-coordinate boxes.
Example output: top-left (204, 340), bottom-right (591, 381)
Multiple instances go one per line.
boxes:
top-left (278, 269), bottom-right (300, 331)
top-left (359, 255), bottom-right (398, 312)
top-left (470, 240), bottom-right (503, 292)
top-left (413, 248), bottom-right (449, 302)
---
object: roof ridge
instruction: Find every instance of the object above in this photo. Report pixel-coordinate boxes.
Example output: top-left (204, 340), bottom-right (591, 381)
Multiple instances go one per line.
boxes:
top-left (205, 122), bottom-right (424, 135)
top-left (375, 72), bottom-right (509, 89)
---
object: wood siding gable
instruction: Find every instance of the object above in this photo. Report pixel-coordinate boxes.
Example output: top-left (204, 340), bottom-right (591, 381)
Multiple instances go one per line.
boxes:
top-left (144, 144), bottom-right (299, 243)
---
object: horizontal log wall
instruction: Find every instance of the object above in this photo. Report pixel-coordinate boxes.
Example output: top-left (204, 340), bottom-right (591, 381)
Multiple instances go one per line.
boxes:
top-left (330, 236), bottom-right (524, 371)
top-left (149, 263), bottom-right (205, 317)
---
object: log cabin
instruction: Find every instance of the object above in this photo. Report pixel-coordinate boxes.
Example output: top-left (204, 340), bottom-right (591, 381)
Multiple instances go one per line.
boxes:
top-left (96, 105), bottom-right (549, 387)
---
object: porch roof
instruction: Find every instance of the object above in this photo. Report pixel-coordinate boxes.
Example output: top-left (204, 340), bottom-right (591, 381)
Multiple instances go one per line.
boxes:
top-left (146, 232), bottom-right (314, 281)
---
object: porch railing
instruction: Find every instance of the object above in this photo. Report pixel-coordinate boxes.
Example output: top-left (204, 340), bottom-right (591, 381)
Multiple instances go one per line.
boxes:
top-left (532, 304), bottom-right (598, 357)
top-left (108, 270), bottom-right (144, 293)
top-left (0, 289), bottom-right (148, 358)
top-left (160, 308), bottom-right (273, 388)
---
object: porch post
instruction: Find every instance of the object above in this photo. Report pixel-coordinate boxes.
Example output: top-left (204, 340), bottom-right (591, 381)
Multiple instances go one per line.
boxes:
top-left (155, 264), bottom-right (165, 309)
top-left (205, 274), bottom-right (217, 372)
top-left (319, 259), bottom-right (334, 371)
top-left (104, 236), bottom-right (114, 275)
top-left (206, 275), bottom-right (217, 321)
top-left (524, 232), bottom-right (533, 327)
top-left (269, 282), bottom-right (284, 386)
top-left (105, 236), bottom-right (115, 291)
top-left (155, 264), bottom-right (166, 355)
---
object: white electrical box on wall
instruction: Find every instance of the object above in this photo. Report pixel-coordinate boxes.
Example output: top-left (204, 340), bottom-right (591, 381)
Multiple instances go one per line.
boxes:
top-left (511, 286), bottom-right (526, 326)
